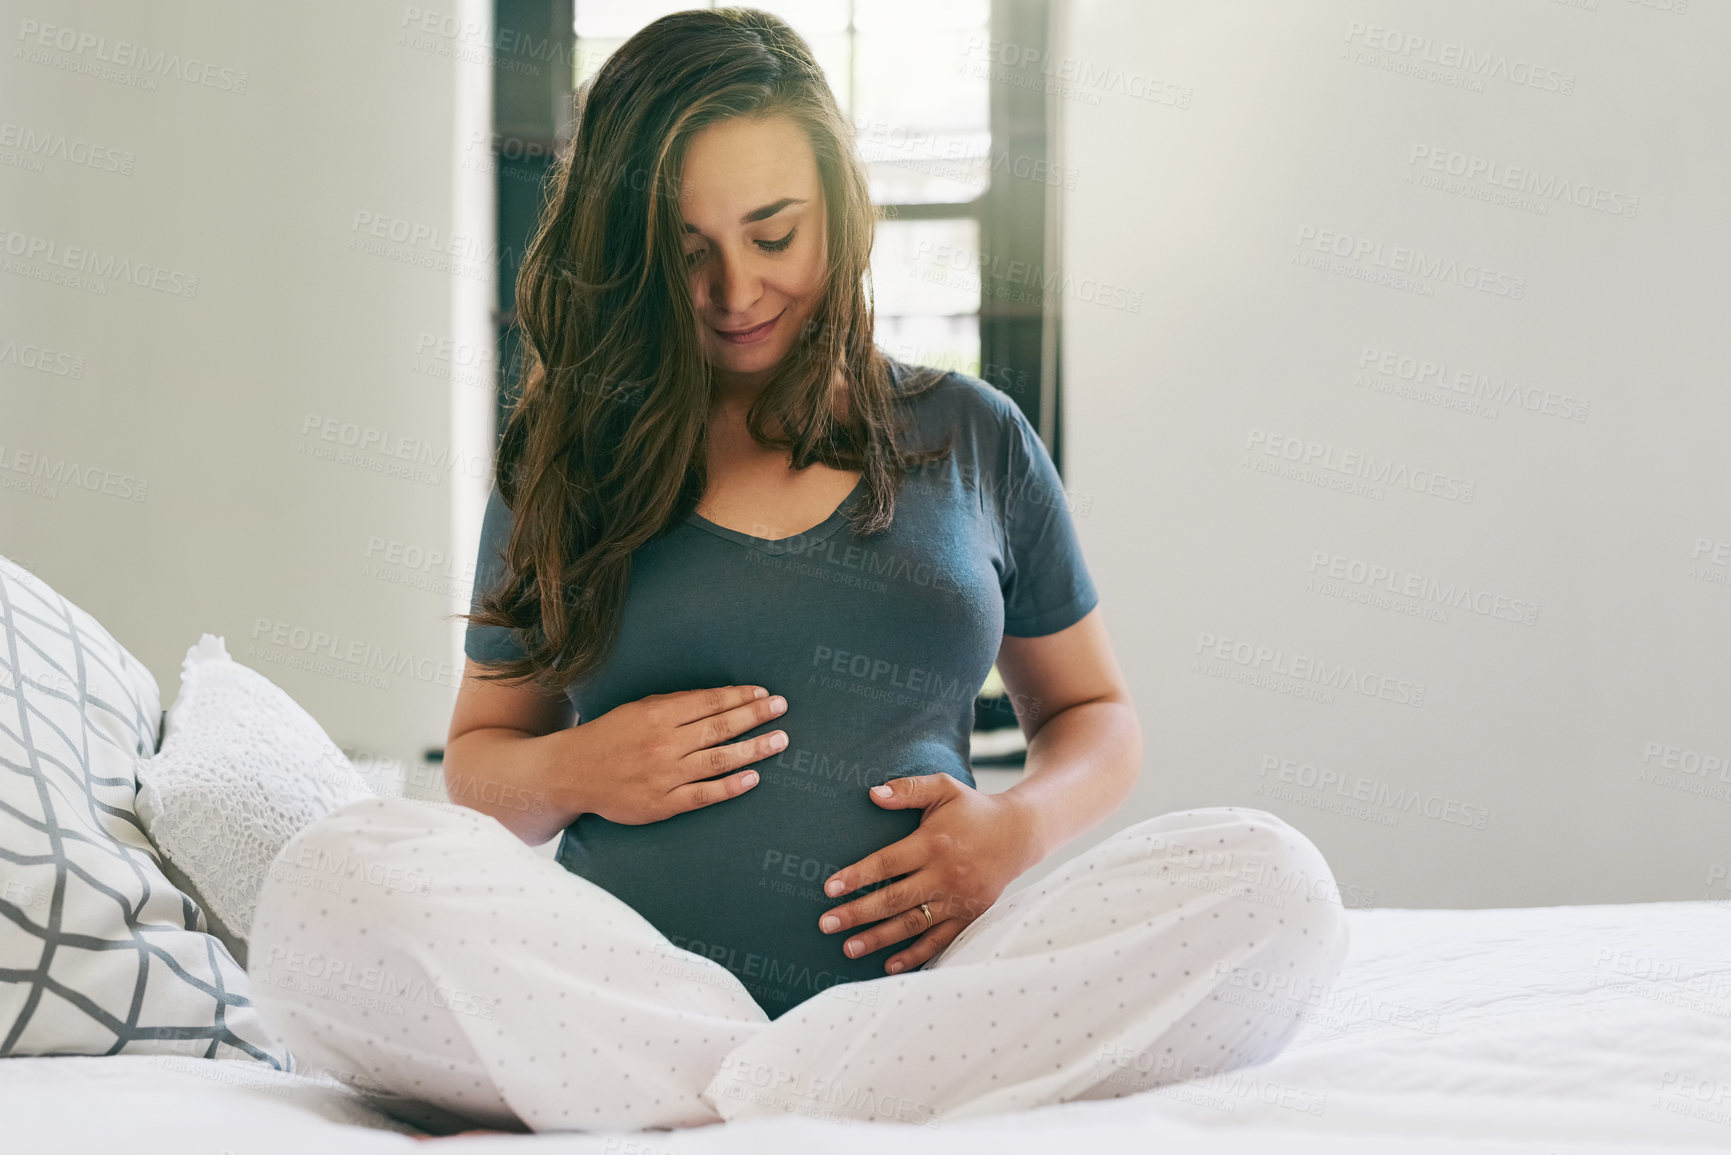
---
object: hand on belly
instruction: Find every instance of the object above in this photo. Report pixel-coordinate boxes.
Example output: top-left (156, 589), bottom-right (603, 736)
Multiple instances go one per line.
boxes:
top-left (569, 683), bottom-right (790, 824)
top-left (814, 771), bottom-right (1041, 976)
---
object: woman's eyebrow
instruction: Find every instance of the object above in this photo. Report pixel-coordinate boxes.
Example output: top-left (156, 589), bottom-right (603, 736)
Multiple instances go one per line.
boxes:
top-left (683, 197), bottom-right (808, 235)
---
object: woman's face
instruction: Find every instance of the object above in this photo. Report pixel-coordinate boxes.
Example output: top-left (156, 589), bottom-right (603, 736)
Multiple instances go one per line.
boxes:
top-left (678, 113), bottom-right (829, 390)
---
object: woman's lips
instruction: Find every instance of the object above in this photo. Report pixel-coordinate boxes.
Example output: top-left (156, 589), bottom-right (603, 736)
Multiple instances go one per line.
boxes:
top-left (714, 309), bottom-right (783, 344)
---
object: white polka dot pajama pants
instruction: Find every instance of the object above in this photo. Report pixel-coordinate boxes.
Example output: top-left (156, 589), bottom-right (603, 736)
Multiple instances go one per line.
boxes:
top-left (246, 796), bottom-right (1350, 1134)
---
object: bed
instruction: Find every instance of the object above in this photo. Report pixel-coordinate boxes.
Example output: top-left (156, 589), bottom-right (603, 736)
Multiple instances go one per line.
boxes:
top-left (3, 559), bottom-right (1726, 1153)
top-left (6, 900), bottom-right (1729, 1153)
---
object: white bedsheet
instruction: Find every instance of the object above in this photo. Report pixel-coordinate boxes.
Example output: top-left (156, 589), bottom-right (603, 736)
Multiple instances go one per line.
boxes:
top-left (6, 901), bottom-right (1730, 1153)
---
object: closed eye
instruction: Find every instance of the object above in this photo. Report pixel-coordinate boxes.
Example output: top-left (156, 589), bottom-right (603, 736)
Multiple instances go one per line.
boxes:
top-left (684, 228), bottom-right (798, 267)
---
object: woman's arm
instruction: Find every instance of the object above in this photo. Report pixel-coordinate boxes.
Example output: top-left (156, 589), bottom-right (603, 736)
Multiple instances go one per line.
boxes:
top-left (444, 658), bottom-right (586, 846)
top-left (992, 605), bottom-right (1143, 867)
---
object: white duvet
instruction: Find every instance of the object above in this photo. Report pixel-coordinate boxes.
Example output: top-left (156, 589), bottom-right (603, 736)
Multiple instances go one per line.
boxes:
top-left (6, 901), bottom-right (1730, 1153)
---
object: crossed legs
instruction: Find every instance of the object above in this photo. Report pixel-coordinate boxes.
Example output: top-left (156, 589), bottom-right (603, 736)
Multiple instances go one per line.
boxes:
top-left (247, 796), bottom-right (1349, 1133)
top-left (702, 804), bottom-right (1351, 1124)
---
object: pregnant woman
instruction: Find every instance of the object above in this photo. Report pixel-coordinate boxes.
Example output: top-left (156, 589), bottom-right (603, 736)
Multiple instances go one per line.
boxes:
top-left (247, 6), bottom-right (1350, 1135)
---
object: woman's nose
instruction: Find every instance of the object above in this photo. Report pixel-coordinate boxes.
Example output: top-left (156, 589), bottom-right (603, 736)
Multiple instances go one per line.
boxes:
top-left (708, 250), bottom-right (761, 316)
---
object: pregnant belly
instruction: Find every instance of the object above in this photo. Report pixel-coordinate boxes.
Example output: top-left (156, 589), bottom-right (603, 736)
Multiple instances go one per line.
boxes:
top-left (555, 768), bottom-right (935, 1019)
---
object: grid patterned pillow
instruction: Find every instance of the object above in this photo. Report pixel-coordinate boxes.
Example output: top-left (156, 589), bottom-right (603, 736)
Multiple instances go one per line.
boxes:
top-left (0, 555), bottom-right (290, 1066)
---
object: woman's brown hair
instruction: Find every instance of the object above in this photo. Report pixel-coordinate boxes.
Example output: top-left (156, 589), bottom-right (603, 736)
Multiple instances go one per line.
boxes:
top-left (462, 6), bottom-right (955, 694)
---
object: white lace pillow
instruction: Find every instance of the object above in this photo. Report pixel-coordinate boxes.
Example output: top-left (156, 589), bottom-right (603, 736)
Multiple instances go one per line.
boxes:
top-left (136, 635), bottom-right (374, 943)
top-left (0, 557), bottom-right (288, 1065)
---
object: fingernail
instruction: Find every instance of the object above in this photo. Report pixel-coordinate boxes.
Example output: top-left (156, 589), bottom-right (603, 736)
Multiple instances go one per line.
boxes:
top-left (820, 915), bottom-right (839, 932)
top-left (769, 696), bottom-right (786, 713)
top-left (769, 731), bottom-right (788, 750)
top-left (845, 940), bottom-right (861, 957)
top-left (871, 784), bottom-right (892, 797)
top-left (741, 771), bottom-right (758, 786)
top-left (826, 878), bottom-right (844, 896)
top-left (752, 687), bottom-right (767, 698)
top-left (887, 960), bottom-right (904, 974)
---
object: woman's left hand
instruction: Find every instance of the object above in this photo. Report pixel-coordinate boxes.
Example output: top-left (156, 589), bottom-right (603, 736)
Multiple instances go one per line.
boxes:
top-left (818, 772), bottom-right (1043, 975)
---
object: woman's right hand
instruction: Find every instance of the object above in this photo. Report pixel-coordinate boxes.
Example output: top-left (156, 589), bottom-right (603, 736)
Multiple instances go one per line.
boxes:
top-left (566, 685), bottom-right (787, 825)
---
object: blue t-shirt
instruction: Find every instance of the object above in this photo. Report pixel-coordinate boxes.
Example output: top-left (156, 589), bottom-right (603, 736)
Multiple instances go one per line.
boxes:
top-left (463, 356), bottom-right (1098, 1019)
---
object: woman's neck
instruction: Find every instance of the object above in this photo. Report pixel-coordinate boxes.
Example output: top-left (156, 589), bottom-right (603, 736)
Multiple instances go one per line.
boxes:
top-left (710, 364), bottom-right (771, 414)
top-left (707, 364), bottom-right (849, 428)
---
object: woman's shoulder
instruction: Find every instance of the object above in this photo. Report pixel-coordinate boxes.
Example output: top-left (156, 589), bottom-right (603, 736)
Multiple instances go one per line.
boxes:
top-left (882, 352), bottom-right (1023, 436)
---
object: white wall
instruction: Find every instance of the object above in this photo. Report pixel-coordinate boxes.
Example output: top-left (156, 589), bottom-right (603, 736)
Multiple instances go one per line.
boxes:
top-left (1053, 0), bottom-right (1729, 907)
top-left (0, 0), bottom-right (496, 796)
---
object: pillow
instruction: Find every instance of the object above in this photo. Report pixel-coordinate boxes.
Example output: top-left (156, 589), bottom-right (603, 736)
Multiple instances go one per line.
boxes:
top-left (135, 635), bottom-right (374, 946)
top-left (0, 555), bottom-right (289, 1066)
top-left (154, 828), bottom-right (251, 969)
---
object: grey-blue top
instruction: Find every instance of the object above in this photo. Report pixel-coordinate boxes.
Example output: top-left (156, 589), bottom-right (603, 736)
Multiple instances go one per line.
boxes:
top-left (463, 357), bottom-right (1098, 1018)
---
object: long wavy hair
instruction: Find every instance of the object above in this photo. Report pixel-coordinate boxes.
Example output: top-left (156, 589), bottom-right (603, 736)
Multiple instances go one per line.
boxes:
top-left (462, 6), bottom-right (956, 694)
